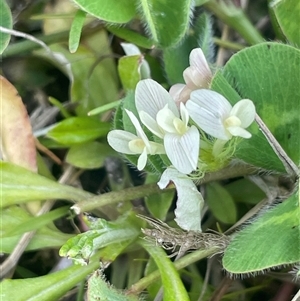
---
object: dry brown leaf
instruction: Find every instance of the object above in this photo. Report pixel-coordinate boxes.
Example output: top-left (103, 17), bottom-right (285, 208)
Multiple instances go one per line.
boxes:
top-left (0, 75), bottom-right (37, 172)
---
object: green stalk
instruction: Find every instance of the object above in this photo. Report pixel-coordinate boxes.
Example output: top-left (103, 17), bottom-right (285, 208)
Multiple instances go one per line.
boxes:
top-left (204, 0), bottom-right (264, 45)
top-left (213, 37), bottom-right (245, 51)
top-left (128, 244), bottom-right (219, 294)
top-left (72, 163), bottom-right (255, 214)
top-left (72, 183), bottom-right (175, 214)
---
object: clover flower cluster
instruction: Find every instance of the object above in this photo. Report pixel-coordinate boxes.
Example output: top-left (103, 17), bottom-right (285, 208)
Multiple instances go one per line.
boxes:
top-left (108, 48), bottom-right (256, 176)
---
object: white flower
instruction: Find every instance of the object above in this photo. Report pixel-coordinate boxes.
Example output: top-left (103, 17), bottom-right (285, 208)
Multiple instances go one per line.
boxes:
top-left (107, 109), bottom-right (165, 170)
top-left (169, 48), bottom-right (212, 105)
top-left (135, 79), bottom-right (200, 174)
top-left (158, 167), bottom-right (203, 231)
top-left (186, 89), bottom-right (256, 141)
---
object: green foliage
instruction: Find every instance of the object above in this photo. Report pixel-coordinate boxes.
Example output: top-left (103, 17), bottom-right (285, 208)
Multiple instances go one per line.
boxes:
top-left (87, 271), bottom-right (139, 301)
top-left (107, 26), bottom-right (154, 49)
top-left (49, 31), bottom-right (119, 116)
top-left (211, 43), bottom-right (300, 171)
top-left (66, 141), bottom-right (113, 168)
top-left (140, 240), bottom-right (190, 301)
top-left (1, 1), bottom-right (299, 300)
top-left (206, 182), bottom-right (237, 224)
top-left (72, 0), bottom-right (136, 23)
top-left (163, 12), bottom-right (214, 84)
top-left (271, 0), bottom-right (300, 46)
top-left (0, 254), bottom-right (101, 301)
top-left (0, 0), bottom-right (12, 54)
top-left (144, 173), bottom-right (174, 220)
top-left (47, 117), bottom-right (110, 145)
top-left (0, 162), bottom-right (92, 208)
top-left (118, 55), bottom-right (142, 91)
top-left (1, 206), bottom-right (73, 253)
top-left (223, 192), bottom-right (300, 274)
top-left (69, 10), bottom-right (86, 53)
top-left (139, 0), bottom-right (192, 48)
top-left (59, 212), bottom-right (141, 265)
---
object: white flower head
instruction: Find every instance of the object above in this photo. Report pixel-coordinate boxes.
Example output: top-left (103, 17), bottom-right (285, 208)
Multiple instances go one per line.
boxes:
top-left (169, 48), bottom-right (213, 105)
top-left (107, 109), bottom-right (164, 170)
top-left (186, 89), bottom-right (256, 141)
top-left (135, 79), bottom-right (200, 174)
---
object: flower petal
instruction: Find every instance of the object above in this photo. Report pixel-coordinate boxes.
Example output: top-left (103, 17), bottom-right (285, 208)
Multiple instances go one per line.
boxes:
top-left (139, 111), bottom-right (164, 138)
top-left (164, 126), bottom-right (199, 174)
top-left (189, 48), bottom-right (212, 76)
top-left (183, 48), bottom-right (212, 89)
top-left (128, 139), bottom-right (146, 153)
top-left (107, 130), bottom-right (138, 154)
top-left (137, 147), bottom-right (148, 170)
top-left (227, 126), bottom-right (252, 138)
top-left (156, 105), bottom-right (178, 134)
top-left (125, 109), bottom-right (150, 148)
top-left (121, 43), bottom-right (141, 55)
top-left (158, 167), bottom-right (203, 231)
top-left (148, 141), bottom-right (166, 154)
top-left (179, 102), bottom-right (189, 127)
top-left (169, 83), bottom-right (185, 101)
top-left (189, 89), bottom-right (232, 118)
top-left (230, 99), bottom-right (256, 128)
top-left (135, 79), bottom-right (179, 119)
top-left (186, 96), bottom-right (229, 140)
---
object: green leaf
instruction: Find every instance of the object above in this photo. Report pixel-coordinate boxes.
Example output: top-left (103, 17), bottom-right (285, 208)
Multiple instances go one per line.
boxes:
top-left (60, 213), bottom-right (140, 264)
top-left (206, 182), bottom-right (237, 224)
top-left (144, 257), bottom-right (161, 299)
top-left (271, 0), bottom-right (300, 46)
top-left (140, 240), bottom-right (190, 301)
top-left (145, 173), bottom-right (174, 220)
top-left (195, 13), bottom-right (215, 63)
top-left (1, 206), bottom-right (73, 253)
top-left (4, 206), bottom-right (69, 236)
top-left (222, 192), bottom-right (300, 274)
top-left (122, 92), bottom-right (138, 134)
top-left (72, 0), bottom-right (136, 23)
top-left (0, 0), bottom-right (12, 54)
top-left (49, 31), bottom-right (119, 116)
top-left (139, 0), bottom-right (192, 48)
top-left (107, 26), bottom-right (154, 49)
top-left (225, 178), bottom-right (265, 205)
top-left (0, 161), bottom-right (92, 208)
top-left (47, 117), bottom-right (110, 145)
top-left (66, 141), bottom-right (112, 169)
top-left (88, 271), bottom-right (139, 301)
top-left (69, 10), bottom-right (86, 53)
top-left (194, 0), bottom-right (210, 6)
top-left (211, 42), bottom-right (300, 171)
top-left (0, 254), bottom-right (100, 301)
top-left (118, 55), bottom-right (141, 90)
top-left (163, 12), bottom-right (214, 84)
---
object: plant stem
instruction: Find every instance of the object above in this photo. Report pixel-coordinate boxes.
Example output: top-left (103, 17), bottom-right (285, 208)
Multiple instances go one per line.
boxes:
top-left (2, 25), bottom-right (100, 58)
top-left (72, 163), bottom-right (256, 214)
top-left (213, 37), bottom-right (244, 51)
top-left (71, 183), bottom-right (175, 214)
top-left (128, 245), bottom-right (219, 294)
top-left (204, 0), bottom-right (264, 45)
